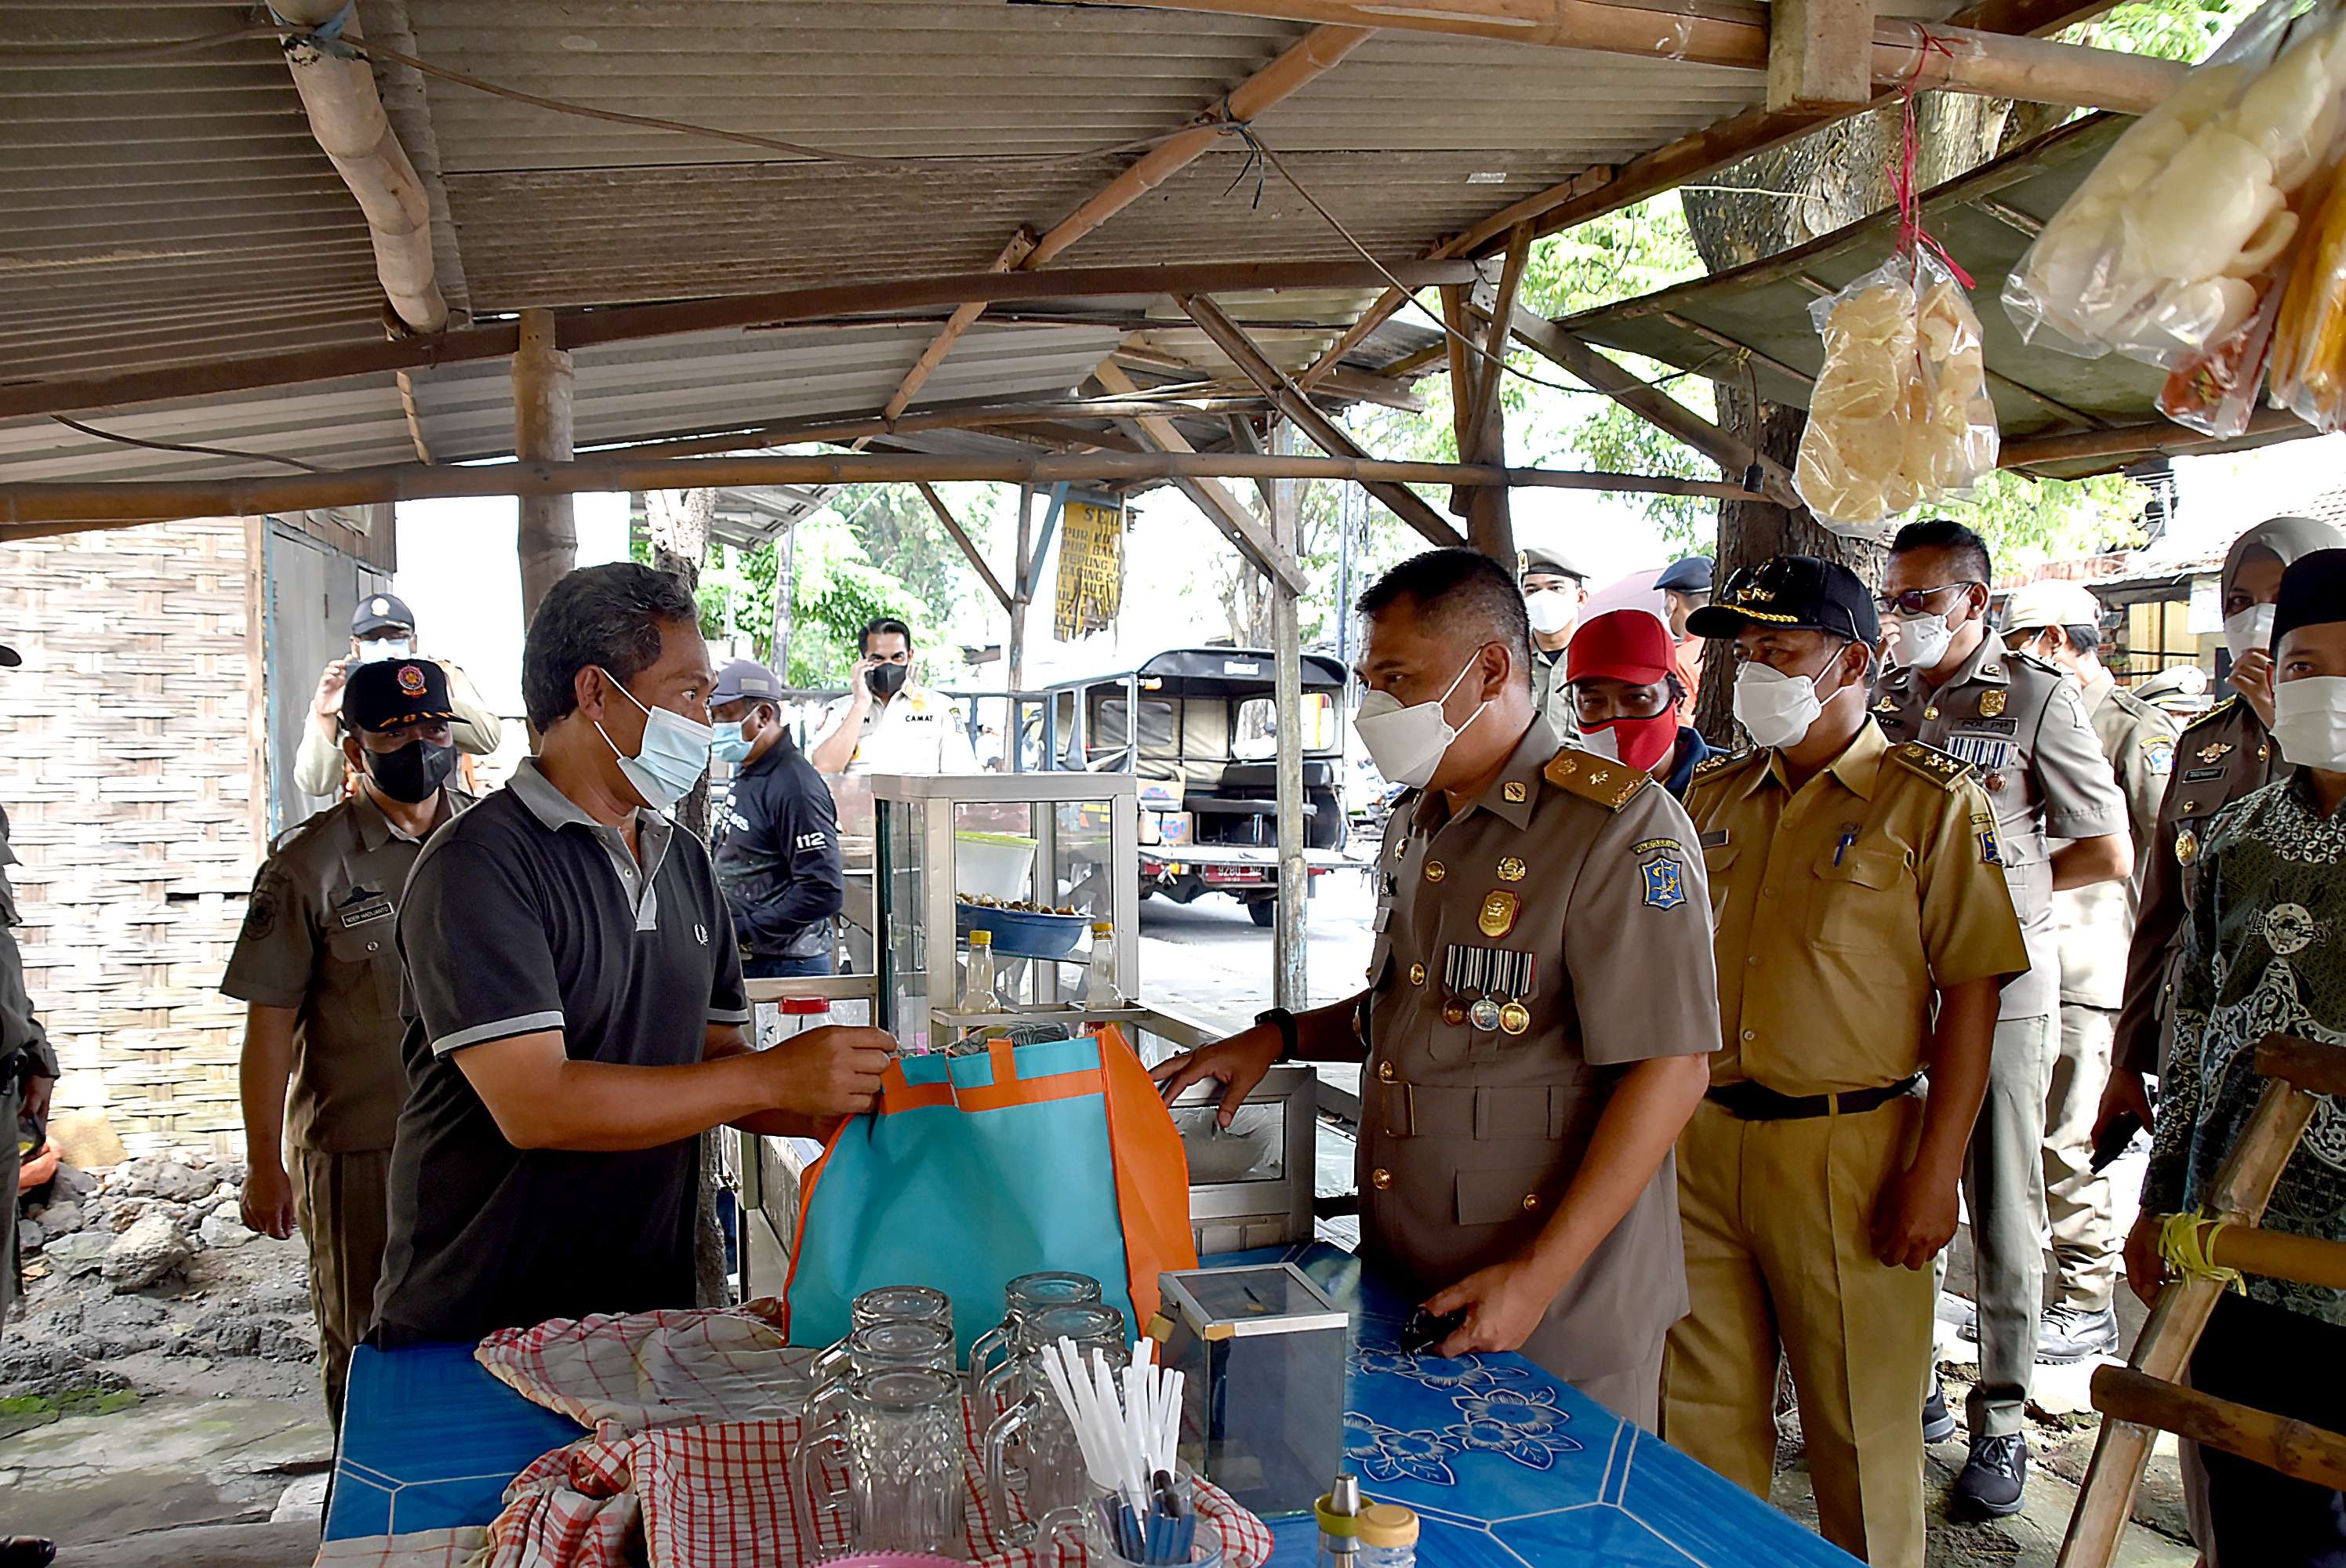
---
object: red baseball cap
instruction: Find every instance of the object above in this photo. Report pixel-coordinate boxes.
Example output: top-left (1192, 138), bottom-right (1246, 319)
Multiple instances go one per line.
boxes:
top-left (1565, 608), bottom-right (1676, 686)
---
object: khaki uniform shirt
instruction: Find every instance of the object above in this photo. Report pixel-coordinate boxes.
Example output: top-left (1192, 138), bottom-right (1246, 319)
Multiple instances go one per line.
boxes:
top-left (1359, 720), bottom-right (1720, 1381)
top-left (1688, 724), bottom-right (2028, 1097)
top-left (1527, 648), bottom-right (1582, 747)
top-left (2051, 673), bottom-right (2177, 1008)
top-left (0, 807), bottom-right (58, 1081)
top-left (2113, 696), bottom-right (2280, 1075)
top-left (1872, 630), bottom-right (2126, 1019)
top-left (811, 684), bottom-right (981, 777)
top-left (222, 788), bottom-right (471, 1153)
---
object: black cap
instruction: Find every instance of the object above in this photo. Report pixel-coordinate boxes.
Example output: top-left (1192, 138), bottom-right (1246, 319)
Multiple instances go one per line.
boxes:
top-left (1687, 555), bottom-right (1879, 644)
top-left (351, 593), bottom-right (416, 637)
top-left (1654, 555), bottom-right (1714, 593)
top-left (0, 643), bottom-right (19, 670)
top-left (344, 659), bottom-right (457, 734)
top-left (2272, 547), bottom-right (2346, 653)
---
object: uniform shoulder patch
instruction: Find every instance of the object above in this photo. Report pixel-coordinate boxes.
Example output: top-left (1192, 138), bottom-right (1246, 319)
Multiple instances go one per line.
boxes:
top-left (1544, 746), bottom-right (1653, 811)
top-left (2185, 696), bottom-right (2239, 733)
top-left (1887, 740), bottom-right (1970, 791)
top-left (1687, 750), bottom-right (1762, 794)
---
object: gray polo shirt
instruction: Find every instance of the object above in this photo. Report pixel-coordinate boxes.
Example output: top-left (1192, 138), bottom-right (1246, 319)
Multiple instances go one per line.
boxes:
top-left (372, 757), bottom-right (749, 1342)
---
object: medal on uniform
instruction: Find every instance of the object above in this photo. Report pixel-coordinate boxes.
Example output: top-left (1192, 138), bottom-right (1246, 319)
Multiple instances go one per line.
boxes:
top-left (1978, 689), bottom-right (2006, 719)
top-left (1493, 950), bottom-right (1535, 1035)
top-left (2176, 826), bottom-right (2199, 866)
top-left (1984, 770), bottom-right (2007, 792)
top-left (1478, 888), bottom-right (1520, 938)
top-left (1469, 996), bottom-right (1503, 1032)
top-left (1442, 1000), bottom-right (1468, 1026)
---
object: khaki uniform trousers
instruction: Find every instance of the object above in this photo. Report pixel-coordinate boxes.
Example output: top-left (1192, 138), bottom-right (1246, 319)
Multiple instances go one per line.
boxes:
top-left (1, 1077), bottom-right (18, 1334)
top-left (2043, 1003), bottom-right (2122, 1315)
top-left (293, 1146), bottom-right (391, 1430)
top-left (1665, 1095), bottom-right (1933, 1568)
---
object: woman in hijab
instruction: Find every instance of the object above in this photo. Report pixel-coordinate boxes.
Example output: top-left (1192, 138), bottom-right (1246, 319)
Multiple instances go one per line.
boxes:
top-left (2099, 512), bottom-right (2341, 1568)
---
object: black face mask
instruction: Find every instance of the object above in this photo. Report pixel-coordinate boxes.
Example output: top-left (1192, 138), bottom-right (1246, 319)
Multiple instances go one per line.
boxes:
top-left (365, 739), bottom-right (457, 804)
top-left (869, 662), bottom-right (909, 699)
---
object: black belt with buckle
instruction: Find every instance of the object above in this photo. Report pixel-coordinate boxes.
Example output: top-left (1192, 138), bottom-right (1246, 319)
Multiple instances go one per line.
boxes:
top-left (1706, 1073), bottom-right (1920, 1122)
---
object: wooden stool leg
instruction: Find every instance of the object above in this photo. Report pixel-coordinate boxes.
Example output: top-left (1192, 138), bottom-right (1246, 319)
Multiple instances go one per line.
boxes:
top-left (2057, 1077), bottom-right (2318, 1568)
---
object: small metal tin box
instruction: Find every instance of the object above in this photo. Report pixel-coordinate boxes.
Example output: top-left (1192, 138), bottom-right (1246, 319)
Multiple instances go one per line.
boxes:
top-left (1156, 1262), bottom-right (1349, 1519)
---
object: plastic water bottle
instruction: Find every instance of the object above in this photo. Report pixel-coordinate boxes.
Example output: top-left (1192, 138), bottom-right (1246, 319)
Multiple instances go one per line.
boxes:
top-left (1356, 1504), bottom-right (1418, 1568)
top-left (960, 929), bottom-right (1004, 1014)
top-left (1082, 920), bottom-right (1125, 1008)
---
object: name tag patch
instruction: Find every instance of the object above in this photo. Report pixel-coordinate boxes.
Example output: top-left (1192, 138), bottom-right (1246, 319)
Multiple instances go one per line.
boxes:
top-left (1961, 716), bottom-right (2018, 735)
top-left (339, 897), bottom-right (394, 929)
top-left (2183, 765), bottom-right (2225, 783)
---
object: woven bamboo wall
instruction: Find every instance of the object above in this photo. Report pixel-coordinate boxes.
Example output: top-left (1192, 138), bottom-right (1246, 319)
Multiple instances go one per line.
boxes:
top-left (0, 518), bottom-right (260, 1156)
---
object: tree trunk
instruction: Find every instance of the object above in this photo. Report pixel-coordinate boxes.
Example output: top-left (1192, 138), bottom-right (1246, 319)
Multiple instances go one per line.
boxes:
top-left (644, 486), bottom-right (729, 1311)
top-left (1680, 90), bottom-right (2010, 741)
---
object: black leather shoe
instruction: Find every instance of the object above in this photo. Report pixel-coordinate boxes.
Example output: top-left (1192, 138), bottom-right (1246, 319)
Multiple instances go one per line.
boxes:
top-left (1923, 1377), bottom-right (1958, 1444)
top-left (1955, 1432), bottom-right (2028, 1517)
top-left (0, 1537), bottom-right (56, 1568)
top-left (2037, 1304), bottom-right (2119, 1364)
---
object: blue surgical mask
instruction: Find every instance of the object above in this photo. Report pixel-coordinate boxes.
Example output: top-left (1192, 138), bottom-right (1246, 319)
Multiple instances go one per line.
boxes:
top-left (595, 669), bottom-right (712, 812)
top-left (710, 719), bottom-right (756, 768)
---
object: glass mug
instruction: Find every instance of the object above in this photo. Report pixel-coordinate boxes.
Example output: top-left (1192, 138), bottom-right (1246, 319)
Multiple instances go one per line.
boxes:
top-left (793, 1366), bottom-right (966, 1560)
top-left (848, 1284), bottom-right (953, 1337)
top-left (1040, 1471), bottom-right (1224, 1568)
top-left (804, 1319), bottom-right (957, 1431)
top-left (983, 1303), bottom-right (1131, 1547)
top-left (968, 1272), bottom-right (1102, 1406)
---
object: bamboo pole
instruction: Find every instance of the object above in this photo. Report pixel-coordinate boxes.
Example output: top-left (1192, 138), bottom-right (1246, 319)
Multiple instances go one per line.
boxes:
top-left (0, 452), bottom-right (1761, 535)
top-left (1092, 362), bottom-right (1304, 593)
top-left (1463, 227), bottom-right (1532, 561)
top-left (513, 310), bottom-right (576, 625)
top-left (2091, 1367), bottom-right (2346, 1494)
top-left (1067, 0), bottom-right (2183, 111)
top-left (274, 2), bottom-right (447, 333)
top-left (880, 229), bottom-right (1037, 424)
top-left (2000, 408), bottom-right (2311, 469)
top-left (917, 483), bottom-right (1013, 611)
top-left (0, 259), bottom-right (1477, 422)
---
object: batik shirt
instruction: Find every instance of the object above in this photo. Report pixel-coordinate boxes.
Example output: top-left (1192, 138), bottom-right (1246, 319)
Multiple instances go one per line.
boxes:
top-left (2144, 771), bottom-right (2346, 1325)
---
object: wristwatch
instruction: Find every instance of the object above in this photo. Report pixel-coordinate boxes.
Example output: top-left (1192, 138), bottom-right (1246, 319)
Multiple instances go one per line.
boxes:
top-left (1255, 1006), bottom-right (1299, 1062)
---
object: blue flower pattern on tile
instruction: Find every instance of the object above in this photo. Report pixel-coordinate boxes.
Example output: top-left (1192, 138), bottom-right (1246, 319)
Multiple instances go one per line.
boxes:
top-left (1344, 1410), bottom-right (1461, 1486)
top-left (1444, 1386), bottom-right (1582, 1472)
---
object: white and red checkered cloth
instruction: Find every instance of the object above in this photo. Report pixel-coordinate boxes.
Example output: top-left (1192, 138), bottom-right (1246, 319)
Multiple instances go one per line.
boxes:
top-left (312, 1526), bottom-right (487, 1568)
top-left (457, 1302), bottom-right (1275, 1568)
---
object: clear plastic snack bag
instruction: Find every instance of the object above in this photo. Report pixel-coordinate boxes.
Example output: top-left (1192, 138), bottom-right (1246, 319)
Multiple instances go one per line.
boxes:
top-left (2005, 0), bottom-right (2346, 368)
top-left (2269, 158), bottom-right (2346, 426)
top-left (1796, 250), bottom-right (1999, 528)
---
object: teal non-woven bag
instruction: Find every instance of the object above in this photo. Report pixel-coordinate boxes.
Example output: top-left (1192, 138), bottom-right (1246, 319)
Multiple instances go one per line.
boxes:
top-left (783, 1036), bottom-right (1138, 1362)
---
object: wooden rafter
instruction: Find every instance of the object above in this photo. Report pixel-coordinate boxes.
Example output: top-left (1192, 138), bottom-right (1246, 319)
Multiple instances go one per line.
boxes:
top-left (0, 453), bottom-right (1765, 537)
top-left (1770, 0), bottom-right (1875, 111)
top-left (1176, 293), bottom-right (1466, 550)
top-left (916, 482), bottom-right (1014, 610)
top-left (0, 257), bottom-right (1476, 421)
top-left (1093, 361), bottom-right (1306, 593)
top-left (880, 228), bottom-right (1037, 424)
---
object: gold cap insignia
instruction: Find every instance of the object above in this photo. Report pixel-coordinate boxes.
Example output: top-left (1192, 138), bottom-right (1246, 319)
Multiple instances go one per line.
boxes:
top-left (1498, 856), bottom-right (1527, 882)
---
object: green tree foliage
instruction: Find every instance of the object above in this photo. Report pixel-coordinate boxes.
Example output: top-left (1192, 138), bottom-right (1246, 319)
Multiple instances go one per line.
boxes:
top-left (773, 512), bottom-right (928, 688)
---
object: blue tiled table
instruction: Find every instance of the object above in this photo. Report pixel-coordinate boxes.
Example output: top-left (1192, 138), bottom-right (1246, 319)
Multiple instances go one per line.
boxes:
top-left (329, 1243), bottom-right (1855, 1566)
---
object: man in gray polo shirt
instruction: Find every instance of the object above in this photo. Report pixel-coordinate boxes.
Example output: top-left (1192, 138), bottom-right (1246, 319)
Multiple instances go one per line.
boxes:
top-left (373, 564), bottom-right (892, 1342)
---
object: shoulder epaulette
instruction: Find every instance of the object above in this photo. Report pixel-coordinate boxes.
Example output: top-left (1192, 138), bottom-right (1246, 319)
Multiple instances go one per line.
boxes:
top-left (1887, 740), bottom-right (1970, 791)
top-left (1543, 746), bottom-right (1652, 811)
top-left (1687, 750), bottom-right (1763, 792)
top-left (2184, 696), bottom-right (2239, 732)
top-left (267, 802), bottom-right (343, 858)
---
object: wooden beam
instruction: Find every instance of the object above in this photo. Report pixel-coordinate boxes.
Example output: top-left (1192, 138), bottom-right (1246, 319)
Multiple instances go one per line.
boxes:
top-left (1452, 0), bottom-right (2133, 256)
top-left (604, 394), bottom-right (1285, 461)
top-left (0, 452), bottom-right (1760, 535)
top-left (1025, 25), bottom-right (1374, 269)
top-left (1460, 227), bottom-right (1532, 557)
top-left (2000, 408), bottom-right (2312, 470)
top-left (0, 258), bottom-right (1477, 421)
top-left (1175, 294), bottom-right (1467, 550)
top-left (1080, 0), bottom-right (2181, 112)
top-left (1094, 361), bottom-right (1306, 593)
top-left (917, 482), bottom-right (1013, 611)
top-left (2259, 1036), bottom-right (2346, 1101)
top-left (394, 368), bottom-right (433, 463)
top-left (2092, 1367), bottom-right (2346, 1494)
top-left (1505, 307), bottom-right (1799, 508)
top-left (513, 308), bottom-right (575, 625)
top-left (1770, 0), bottom-right (1875, 112)
top-left (880, 228), bottom-right (1037, 423)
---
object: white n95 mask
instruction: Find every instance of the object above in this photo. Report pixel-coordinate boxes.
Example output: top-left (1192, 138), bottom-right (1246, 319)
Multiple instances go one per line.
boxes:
top-left (1733, 662), bottom-right (1825, 750)
top-left (1524, 590), bottom-right (1576, 637)
top-left (1891, 610), bottom-right (1954, 670)
top-left (1354, 655), bottom-right (1488, 789)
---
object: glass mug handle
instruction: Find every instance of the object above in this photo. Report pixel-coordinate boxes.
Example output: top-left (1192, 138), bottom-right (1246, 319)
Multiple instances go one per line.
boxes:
top-left (984, 1393), bottom-right (1043, 1548)
top-left (966, 1320), bottom-right (1015, 1403)
top-left (1037, 1502), bottom-right (1090, 1568)
top-left (791, 1421), bottom-right (852, 1548)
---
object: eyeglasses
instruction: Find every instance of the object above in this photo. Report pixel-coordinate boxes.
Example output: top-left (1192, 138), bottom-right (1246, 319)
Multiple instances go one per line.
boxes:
top-left (1874, 582), bottom-right (1981, 617)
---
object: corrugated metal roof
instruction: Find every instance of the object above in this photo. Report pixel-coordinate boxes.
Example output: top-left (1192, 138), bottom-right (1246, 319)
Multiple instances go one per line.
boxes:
top-left (0, 319), bottom-right (1126, 483)
top-left (0, 2), bottom-right (394, 379)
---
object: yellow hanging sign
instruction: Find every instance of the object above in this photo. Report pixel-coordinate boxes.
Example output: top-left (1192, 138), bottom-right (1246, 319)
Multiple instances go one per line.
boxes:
top-left (1053, 498), bottom-right (1125, 641)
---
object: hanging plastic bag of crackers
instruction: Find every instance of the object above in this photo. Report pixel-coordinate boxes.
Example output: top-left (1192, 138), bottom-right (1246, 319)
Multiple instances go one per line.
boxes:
top-left (1795, 249), bottom-right (1999, 528)
top-left (2006, 0), bottom-right (2346, 370)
